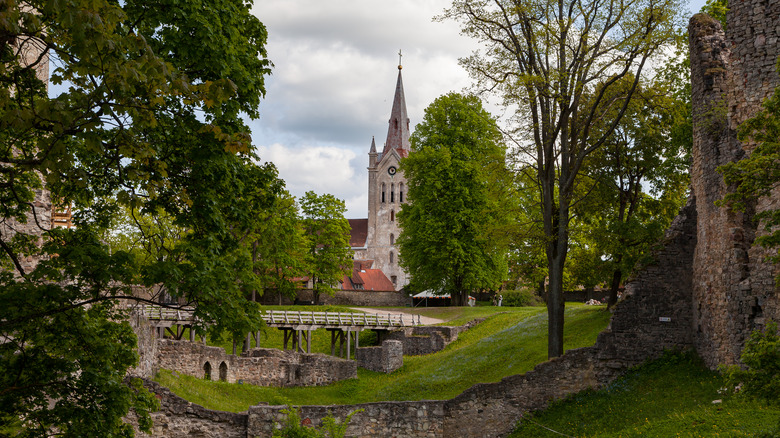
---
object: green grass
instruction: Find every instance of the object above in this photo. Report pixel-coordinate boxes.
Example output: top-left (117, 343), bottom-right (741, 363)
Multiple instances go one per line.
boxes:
top-left (509, 351), bottom-right (780, 437)
top-left (155, 304), bottom-right (611, 412)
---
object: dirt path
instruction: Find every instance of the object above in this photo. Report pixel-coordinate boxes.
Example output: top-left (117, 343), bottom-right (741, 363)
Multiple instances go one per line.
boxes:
top-left (349, 307), bottom-right (445, 326)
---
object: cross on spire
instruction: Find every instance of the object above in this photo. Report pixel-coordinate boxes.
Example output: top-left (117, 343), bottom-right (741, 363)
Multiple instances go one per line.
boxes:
top-left (398, 49), bottom-right (402, 70)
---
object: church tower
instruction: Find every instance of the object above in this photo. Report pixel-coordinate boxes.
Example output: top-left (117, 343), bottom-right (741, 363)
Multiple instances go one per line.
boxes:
top-left (363, 62), bottom-right (411, 289)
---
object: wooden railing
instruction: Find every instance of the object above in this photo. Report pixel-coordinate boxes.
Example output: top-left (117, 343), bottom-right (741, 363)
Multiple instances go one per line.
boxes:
top-left (261, 310), bottom-right (421, 327)
top-left (138, 304), bottom-right (195, 322)
top-left (136, 305), bottom-right (422, 328)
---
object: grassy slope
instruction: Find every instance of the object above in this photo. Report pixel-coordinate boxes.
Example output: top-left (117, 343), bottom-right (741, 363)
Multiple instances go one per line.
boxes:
top-left (155, 304), bottom-right (611, 412)
top-left (510, 352), bottom-right (780, 437)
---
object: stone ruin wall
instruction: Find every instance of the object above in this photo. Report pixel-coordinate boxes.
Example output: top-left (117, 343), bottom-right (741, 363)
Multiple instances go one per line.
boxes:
top-left (378, 318), bottom-right (483, 356)
top-left (1, 19), bottom-right (52, 275)
top-left (689, 1), bottom-right (780, 368)
top-left (156, 340), bottom-right (357, 387)
top-left (355, 339), bottom-right (403, 373)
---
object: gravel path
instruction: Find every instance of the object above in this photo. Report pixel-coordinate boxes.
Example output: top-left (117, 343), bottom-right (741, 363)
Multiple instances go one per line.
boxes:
top-left (349, 307), bottom-right (445, 326)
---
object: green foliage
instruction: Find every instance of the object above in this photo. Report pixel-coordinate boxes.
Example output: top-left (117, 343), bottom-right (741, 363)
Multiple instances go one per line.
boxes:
top-left (722, 322), bottom-right (780, 406)
top-left (701, 0), bottom-right (729, 29)
top-left (571, 76), bottom-right (689, 306)
top-left (299, 192), bottom-right (352, 304)
top-left (271, 406), bottom-right (362, 438)
top-left (155, 305), bottom-right (610, 410)
top-left (1, 0), bottom-right (274, 435)
top-left (511, 351), bottom-right (780, 437)
top-left (398, 93), bottom-right (514, 306)
top-left (501, 289), bottom-right (544, 307)
top-left (718, 60), bottom-right (780, 284)
top-left (251, 191), bottom-right (310, 304)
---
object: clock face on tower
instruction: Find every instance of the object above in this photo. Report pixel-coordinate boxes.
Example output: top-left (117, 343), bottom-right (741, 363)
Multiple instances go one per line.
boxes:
top-left (387, 166), bottom-right (397, 176)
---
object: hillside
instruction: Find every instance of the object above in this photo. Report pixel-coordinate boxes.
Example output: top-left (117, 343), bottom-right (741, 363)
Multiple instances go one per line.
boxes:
top-left (155, 304), bottom-right (609, 412)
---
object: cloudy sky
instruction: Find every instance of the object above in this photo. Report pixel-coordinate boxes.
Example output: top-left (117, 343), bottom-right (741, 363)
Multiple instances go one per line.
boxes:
top-left (247, 0), bottom-right (708, 219)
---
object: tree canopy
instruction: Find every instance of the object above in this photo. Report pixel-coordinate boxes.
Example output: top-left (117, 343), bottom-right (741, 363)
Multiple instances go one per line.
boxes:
top-left (1, 0), bottom-right (274, 435)
top-left (397, 92), bottom-right (514, 306)
top-left (443, 0), bottom-right (684, 357)
top-left (299, 191), bottom-right (352, 305)
top-left (571, 76), bottom-right (689, 308)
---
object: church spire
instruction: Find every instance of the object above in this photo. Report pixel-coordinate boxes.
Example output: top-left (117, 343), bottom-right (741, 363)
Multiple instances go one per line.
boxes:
top-left (382, 58), bottom-right (411, 158)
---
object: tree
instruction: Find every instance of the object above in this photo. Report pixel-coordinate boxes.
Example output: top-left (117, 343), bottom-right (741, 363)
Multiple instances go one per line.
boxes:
top-left (718, 59), bottom-right (780, 284)
top-left (443, 0), bottom-right (683, 357)
top-left (397, 93), bottom-right (513, 306)
top-left (572, 77), bottom-right (689, 308)
top-left (1, 0), bottom-right (273, 435)
top-left (251, 190), bottom-right (310, 305)
top-left (299, 192), bottom-right (352, 305)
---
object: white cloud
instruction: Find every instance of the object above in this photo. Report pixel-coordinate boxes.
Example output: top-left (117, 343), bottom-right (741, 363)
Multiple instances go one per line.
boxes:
top-left (247, 1), bottom-right (480, 217)
top-left (257, 143), bottom-right (368, 217)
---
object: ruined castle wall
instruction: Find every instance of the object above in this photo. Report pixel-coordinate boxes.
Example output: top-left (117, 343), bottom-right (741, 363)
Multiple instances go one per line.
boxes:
top-left (156, 340), bottom-right (356, 387)
top-left (689, 4), bottom-right (780, 367)
top-left (1, 17), bottom-right (52, 275)
top-left (248, 401), bottom-right (446, 438)
top-left (356, 339), bottom-right (403, 373)
top-left (378, 318), bottom-right (483, 356)
top-left (128, 380), bottom-right (248, 438)
top-left (128, 313), bottom-right (159, 379)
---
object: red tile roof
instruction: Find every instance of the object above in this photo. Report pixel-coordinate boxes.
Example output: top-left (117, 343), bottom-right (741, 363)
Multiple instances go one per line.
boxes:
top-left (348, 218), bottom-right (368, 247)
top-left (342, 260), bottom-right (395, 292)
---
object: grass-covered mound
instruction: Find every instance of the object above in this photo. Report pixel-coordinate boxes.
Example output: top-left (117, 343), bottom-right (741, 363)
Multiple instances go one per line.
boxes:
top-left (155, 304), bottom-right (610, 412)
top-left (510, 351), bottom-right (780, 437)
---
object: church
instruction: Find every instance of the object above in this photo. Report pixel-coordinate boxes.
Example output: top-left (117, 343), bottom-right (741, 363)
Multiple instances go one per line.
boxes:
top-left (347, 62), bottom-right (412, 291)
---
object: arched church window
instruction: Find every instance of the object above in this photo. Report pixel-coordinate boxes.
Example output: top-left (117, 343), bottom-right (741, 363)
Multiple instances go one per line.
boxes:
top-left (399, 183), bottom-right (404, 203)
top-left (390, 210), bottom-right (395, 222)
top-left (390, 183), bottom-right (395, 203)
top-left (381, 183), bottom-right (386, 203)
top-left (390, 251), bottom-right (394, 264)
top-left (390, 234), bottom-right (395, 245)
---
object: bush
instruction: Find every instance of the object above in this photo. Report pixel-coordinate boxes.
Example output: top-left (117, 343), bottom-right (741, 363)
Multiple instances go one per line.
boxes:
top-left (272, 406), bottom-right (362, 438)
top-left (501, 289), bottom-right (544, 307)
top-left (722, 321), bottom-right (780, 405)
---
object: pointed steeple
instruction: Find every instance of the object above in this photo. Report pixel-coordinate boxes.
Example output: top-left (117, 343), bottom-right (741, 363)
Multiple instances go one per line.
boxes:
top-left (369, 136), bottom-right (377, 154)
top-left (382, 64), bottom-right (411, 158)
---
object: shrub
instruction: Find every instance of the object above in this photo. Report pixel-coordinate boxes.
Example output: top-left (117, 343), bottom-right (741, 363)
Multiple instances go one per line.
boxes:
top-left (722, 321), bottom-right (780, 405)
top-left (501, 289), bottom-right (544, 307)
top-left (272, 406), bottom-right (363, 438)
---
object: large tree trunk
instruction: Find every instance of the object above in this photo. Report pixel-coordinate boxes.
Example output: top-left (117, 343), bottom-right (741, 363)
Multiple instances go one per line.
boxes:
top-left (546, 197), bottom-right (570, 359)
top-left (607, 266), bottom-right (622, 309)
top-left (547, 251), bottom-right (566, 358)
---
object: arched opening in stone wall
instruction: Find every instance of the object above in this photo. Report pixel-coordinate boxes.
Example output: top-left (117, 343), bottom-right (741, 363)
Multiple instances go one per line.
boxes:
top-left (381, 183), bottom-right (386, 203)
top-left (219, 361), bottom-right (228, 381)
top-left (203, 361), bottom-right (212, 380)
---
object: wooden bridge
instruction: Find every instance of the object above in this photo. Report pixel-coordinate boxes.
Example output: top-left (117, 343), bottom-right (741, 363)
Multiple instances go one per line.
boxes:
top-left (262, 310), bottom-right (421, 359)
top-left (136, 305), bottom-right (422, 359)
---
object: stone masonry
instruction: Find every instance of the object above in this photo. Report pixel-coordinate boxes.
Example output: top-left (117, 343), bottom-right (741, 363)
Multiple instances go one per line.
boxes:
top-left (378, 318), bottom-right (484, 356)
top-left (356, 339), bottom-right (403, 373)
top-left (689, 3), bottom-right (780, 367)
top-left (156, 340), bottom-right (356, 387)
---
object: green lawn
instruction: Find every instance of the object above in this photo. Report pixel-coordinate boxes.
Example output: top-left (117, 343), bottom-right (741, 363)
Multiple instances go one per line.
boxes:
top-left (510, 351), bottom-right (780, 437)
top-left (155, 304), bottom-right (611, 412)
